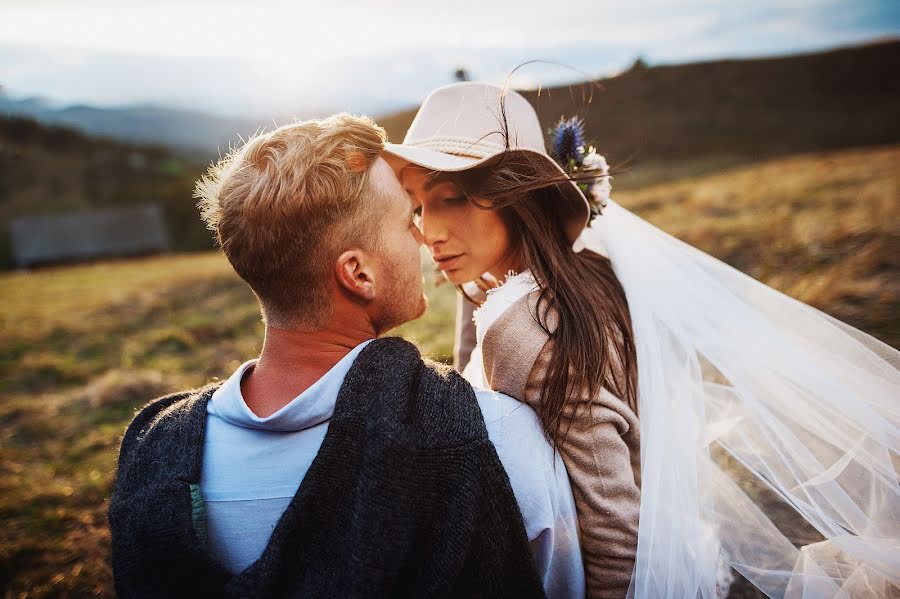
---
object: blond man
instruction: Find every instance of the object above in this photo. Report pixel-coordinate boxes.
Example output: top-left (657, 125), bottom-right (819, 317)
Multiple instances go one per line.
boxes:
top-left (107, 114), bottom-right (583, 598)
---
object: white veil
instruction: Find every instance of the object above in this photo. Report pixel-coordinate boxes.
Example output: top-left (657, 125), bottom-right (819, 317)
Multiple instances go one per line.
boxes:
top-left (579, 199), bottom-right (900, 598)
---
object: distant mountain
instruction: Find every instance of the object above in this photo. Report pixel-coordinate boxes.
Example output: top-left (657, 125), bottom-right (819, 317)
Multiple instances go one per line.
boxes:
top-left (0, 96), bottom-right (278, 161)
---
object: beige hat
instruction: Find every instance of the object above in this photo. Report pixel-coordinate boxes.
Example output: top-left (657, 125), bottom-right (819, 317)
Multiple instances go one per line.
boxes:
top-left (383, 82), bottom-right (590, 243)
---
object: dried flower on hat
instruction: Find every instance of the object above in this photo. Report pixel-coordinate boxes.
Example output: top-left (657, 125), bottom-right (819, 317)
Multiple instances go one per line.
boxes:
top-left (549, 116), bottom-right (611, 220)
top-left (551, 116), bottom-right (587, 167)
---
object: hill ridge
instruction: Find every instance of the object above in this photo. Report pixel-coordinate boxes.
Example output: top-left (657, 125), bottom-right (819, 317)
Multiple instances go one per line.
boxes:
top-left (378, 38), bottom-right (900, 170)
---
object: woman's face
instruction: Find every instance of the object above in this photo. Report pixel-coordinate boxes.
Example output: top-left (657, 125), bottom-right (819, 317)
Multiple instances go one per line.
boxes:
top-left (399, 165), bottom-right (519, 285)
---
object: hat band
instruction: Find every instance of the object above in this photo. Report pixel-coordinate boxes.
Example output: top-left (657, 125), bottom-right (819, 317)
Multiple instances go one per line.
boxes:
top-left (407, 136), bottom-right (507, 159)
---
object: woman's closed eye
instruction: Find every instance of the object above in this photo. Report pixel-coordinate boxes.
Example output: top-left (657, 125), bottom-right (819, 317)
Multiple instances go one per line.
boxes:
top-left (443, 195), bottom-right (467, 206)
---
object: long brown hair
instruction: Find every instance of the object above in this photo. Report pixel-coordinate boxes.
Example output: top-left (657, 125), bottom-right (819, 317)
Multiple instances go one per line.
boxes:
top-left (431, 141), bottom-right (638, 451)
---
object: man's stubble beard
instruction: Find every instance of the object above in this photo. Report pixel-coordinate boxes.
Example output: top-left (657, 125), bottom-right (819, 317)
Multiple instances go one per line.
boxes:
top-left (372, 269), bottom-right (428, 335)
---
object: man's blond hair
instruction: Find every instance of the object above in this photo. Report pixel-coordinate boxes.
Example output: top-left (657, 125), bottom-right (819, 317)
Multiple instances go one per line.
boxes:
top-left (195, 113), bottom-right (387, 328)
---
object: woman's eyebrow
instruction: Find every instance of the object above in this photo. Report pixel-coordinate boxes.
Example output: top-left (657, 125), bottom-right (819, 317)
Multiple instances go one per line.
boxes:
top-left (399, 167), bottom-right (452, 193)
top-left (425, 173), bottom-right (454, 192)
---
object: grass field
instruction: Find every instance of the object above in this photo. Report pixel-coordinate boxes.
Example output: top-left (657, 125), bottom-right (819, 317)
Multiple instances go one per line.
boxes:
top-left (1, 144), bottom-right (897, 597)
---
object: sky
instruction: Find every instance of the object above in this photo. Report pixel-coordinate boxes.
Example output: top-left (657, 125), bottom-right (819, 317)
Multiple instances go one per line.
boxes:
top-left (1, 0), bottom-right (898, 118)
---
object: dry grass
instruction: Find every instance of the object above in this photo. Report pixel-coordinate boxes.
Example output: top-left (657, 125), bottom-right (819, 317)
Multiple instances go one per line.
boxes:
top-left (0, 145), bottom-right (896, 597)
top-left (613, 145), bottom-right (899, 347)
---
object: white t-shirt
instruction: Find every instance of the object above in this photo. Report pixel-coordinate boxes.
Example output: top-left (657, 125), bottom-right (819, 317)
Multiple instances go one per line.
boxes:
top-left (200, 340), bottom-right (585, 599)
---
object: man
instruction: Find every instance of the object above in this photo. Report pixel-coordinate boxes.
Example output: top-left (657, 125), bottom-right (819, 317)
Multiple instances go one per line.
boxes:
top-left (108, 114), bottom-right (584, 598)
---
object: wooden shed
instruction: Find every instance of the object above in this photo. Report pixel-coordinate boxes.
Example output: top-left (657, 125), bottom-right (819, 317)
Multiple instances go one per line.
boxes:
top-left (10, 204), bottom-right (169, 268)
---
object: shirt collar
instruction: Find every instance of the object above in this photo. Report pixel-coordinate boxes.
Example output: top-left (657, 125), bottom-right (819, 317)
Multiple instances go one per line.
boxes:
top-left (208, 339), bottom-right (374, 432)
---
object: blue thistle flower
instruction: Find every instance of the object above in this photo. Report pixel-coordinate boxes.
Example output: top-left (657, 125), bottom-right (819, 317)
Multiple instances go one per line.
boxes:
top-left (550, 116), bottom-right (586, 166)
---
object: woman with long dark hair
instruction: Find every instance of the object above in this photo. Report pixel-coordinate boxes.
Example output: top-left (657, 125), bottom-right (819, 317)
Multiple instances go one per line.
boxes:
top-left (384, 82), bottom-right (899, 599)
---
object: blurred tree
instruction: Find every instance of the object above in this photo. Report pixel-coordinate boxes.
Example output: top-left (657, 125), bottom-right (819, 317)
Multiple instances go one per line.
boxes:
top-left (629, 56), bottom-right (648, 72)
top-left (454, 68), bottom-right (470, 82)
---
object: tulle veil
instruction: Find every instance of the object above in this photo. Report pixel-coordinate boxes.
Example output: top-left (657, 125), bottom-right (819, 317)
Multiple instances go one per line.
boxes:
top-left (577, 199), bottom-right (900, 598)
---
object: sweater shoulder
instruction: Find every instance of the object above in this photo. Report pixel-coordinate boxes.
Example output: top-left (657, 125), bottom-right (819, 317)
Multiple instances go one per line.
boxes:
top-left (419, 356), bottom-right (490, 445)
top-left (484, 289), bottom-right (554, 371)
top-left (480, 291), bottom-right (552, 402)
top-left (116, 383), bottom-right (220, 471)
top-left (403, 350), bottom-right (494, 449)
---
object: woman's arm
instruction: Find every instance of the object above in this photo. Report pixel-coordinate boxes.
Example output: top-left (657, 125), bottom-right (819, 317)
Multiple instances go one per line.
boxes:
top-left (525, 340), bottom-right (641, 599)
top-left (478, 290), bottom-right (641, 598)
top-left (454, 293), bottom-right (477, 371)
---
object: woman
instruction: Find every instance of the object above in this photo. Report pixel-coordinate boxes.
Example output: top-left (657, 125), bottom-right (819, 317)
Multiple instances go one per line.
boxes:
top-left (384, 82), bottom-right (900, 599)
top-left (386, 87), bottom-right (640, 598)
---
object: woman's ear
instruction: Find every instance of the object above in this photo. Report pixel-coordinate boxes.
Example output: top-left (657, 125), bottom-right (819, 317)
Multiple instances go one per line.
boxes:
top-left (335, 250), bottom-right (376, 301)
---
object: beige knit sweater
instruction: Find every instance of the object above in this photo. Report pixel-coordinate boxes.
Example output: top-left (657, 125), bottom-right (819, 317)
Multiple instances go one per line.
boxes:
top-left (478, 290), bottom-right (641, 599)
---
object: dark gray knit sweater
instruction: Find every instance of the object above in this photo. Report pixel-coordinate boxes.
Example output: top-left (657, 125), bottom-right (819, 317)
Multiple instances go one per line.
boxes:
top-left (108, 337), bottom-right (545, 598)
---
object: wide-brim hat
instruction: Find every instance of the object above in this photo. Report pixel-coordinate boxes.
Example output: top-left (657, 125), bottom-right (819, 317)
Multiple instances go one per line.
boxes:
top-left (383, 82), bottom-right (590, 243)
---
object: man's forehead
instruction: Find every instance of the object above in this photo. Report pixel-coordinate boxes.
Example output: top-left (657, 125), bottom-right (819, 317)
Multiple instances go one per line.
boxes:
top-left (370, 155), bottom-right (400, 188)
top-left (381, 152), bottom-right (409, 175)
top-left (370, 157), bottom-right (413, 210)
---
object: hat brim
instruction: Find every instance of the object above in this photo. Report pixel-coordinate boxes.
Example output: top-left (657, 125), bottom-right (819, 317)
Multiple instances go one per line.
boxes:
top-left (382, 142), bottom-right (498, 172)
top-left (382, 143), bottom-right (590, 244)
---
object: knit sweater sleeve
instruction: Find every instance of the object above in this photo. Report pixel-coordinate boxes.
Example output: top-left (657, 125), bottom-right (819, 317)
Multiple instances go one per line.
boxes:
top-left (108, 385), bottom-right (228, 598)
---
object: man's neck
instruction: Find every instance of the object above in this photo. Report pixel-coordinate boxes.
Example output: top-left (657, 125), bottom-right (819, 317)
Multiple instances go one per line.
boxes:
top-left (241, 314), bottom-right (376, 418)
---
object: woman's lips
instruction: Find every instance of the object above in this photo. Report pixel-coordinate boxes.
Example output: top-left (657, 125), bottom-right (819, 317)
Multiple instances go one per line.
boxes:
top-left (434, 254), bottom-right (464, 271)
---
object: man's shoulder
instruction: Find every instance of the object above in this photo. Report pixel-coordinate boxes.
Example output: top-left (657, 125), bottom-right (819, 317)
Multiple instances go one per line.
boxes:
top-left (471, 386), bottom-right (557, 479)
top-left (470, 387), bottom-right (573, 541)
top-left (472, 387), bottom-right (544, 433)
top-left (110, 384), bottom-right (223, 529)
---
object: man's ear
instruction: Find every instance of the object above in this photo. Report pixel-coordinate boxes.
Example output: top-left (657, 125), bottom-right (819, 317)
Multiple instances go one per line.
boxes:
top-left (334, 250), bottom-right (376, 301)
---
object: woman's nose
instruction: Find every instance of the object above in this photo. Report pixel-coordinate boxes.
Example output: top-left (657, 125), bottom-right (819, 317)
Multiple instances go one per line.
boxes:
top-left (420, 211), bottom-right (448, 246)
